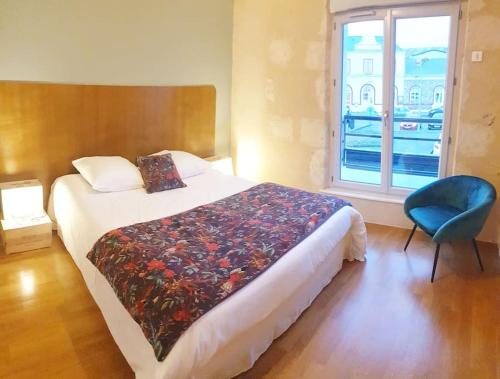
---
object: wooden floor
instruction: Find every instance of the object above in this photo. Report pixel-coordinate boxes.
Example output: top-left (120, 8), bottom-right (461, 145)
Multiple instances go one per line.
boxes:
top-left (0, 224), bottom-right (498, 379)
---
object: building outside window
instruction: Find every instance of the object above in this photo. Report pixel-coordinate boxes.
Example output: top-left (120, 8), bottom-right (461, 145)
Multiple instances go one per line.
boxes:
top-left (433, 86), bottom-right (445, 106)
top-left (409, 86), bottom-right (421, 104)
top-left (333, 4), bottom-right (457, 192)
top-left (363, 58), bottom-right (373, 74)
top-left (361, 84), bottom-right (375, 105)
top-left (346, 85), bottom-right (353, 105)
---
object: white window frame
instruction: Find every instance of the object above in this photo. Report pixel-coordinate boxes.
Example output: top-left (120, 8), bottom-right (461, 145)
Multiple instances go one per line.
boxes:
top-left (329, 2), bottom-right (460, 196)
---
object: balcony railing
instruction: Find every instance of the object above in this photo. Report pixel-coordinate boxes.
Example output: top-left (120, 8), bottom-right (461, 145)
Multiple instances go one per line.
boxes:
top-left (341, 114), bottom-right (442, 177)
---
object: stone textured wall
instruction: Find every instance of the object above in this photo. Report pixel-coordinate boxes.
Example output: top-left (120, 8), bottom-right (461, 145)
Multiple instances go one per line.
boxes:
top-left (232, 0), bottom-right (330, 191)
top-left (452, 0), bottom-right (500, 243)
top-left (232, 0), bottom-right (499, 243)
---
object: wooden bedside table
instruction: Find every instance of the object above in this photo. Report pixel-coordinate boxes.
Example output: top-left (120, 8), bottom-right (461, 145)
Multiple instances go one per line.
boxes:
top-left (0, 214), bottom-right (52, 254)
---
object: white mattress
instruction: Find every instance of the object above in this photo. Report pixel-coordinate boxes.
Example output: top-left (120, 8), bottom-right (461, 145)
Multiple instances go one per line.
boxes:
top-left (48, 169), bottom-right (367, 379)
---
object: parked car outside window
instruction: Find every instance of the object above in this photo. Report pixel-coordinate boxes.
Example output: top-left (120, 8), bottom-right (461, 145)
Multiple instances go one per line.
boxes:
top-left (427, 107), bottom-right (443, 130)
top-left (400, 122), bottom-right (419, 131)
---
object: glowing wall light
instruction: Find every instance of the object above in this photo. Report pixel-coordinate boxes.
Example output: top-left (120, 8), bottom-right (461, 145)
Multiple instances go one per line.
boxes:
top-left (0, 179), bottom-right (44, 222)
top-left (236, 139), bottom-right (261, 180)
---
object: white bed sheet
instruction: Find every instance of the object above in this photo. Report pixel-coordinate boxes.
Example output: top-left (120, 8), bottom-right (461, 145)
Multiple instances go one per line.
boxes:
top-left (49, 170), bottom-right (366, 379)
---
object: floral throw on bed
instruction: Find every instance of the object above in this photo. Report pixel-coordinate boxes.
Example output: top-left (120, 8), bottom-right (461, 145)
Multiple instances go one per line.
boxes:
top-left (87, 183), bottom-right (350, 361)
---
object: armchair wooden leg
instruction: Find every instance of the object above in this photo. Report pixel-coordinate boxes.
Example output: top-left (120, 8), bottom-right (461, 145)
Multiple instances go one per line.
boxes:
top-left (404, 224), bottom-right (417, 252)
top-left (471, 239), bottom-right (484, 272)
top-left (431, 243), bottom-right (440, 283)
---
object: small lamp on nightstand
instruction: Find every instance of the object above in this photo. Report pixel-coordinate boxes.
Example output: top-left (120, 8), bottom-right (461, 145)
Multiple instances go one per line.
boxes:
top-left (0, 179), bottom-right (52, 254)
top-left (1, 179), bottom-right (44, 222)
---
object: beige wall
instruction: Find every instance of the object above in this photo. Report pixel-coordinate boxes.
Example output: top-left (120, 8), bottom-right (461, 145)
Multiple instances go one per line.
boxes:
top-left (2, 1), bottom-right (497, 241)
top-left (0, 0), bottom-right (233, 154)
top-left (233, 0), bottom-right (499, 243)
top-left (232, 0), bottom-right (330, 191)
top-left (451, 0), bottom-right (500, 243)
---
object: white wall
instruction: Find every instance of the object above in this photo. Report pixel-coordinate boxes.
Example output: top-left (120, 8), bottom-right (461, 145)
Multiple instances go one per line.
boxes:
top-left (0, 0), bottom-right (233, 154)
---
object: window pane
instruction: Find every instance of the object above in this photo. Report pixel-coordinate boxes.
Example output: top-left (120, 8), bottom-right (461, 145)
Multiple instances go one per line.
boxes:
top-left (340, 20), bottom-right (384, 185)
top-left (391, 16), bottom-right (450, 189)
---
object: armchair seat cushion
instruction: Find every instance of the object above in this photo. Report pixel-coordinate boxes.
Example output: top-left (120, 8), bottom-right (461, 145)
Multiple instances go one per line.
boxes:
top-left (409, 205), bottom-right (462, 236)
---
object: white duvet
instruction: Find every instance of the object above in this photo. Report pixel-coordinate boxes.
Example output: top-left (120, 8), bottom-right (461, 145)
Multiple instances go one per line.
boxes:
top-left (49, 170), bottom-right (366, 379)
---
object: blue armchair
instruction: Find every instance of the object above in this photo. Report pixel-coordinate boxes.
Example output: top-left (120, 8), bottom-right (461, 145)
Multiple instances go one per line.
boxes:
top-left (403, 175), bottom-right (496, 282)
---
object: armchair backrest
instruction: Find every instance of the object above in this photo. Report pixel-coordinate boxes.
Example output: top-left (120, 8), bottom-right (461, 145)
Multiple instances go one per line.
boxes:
top-left (428, 175), bottom-right (496, 212)
top-left (465, 176), bottom-right (497, 210)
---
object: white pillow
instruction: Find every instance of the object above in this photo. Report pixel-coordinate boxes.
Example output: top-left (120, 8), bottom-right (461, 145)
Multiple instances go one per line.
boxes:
top-left (72, 156), bottom-right (144, 192)
top-left (151, 150), bottom-right (210, 179)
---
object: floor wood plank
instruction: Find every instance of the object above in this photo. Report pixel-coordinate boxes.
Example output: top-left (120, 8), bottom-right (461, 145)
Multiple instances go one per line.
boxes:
top-left (0, 224), bottom-right (498, 378)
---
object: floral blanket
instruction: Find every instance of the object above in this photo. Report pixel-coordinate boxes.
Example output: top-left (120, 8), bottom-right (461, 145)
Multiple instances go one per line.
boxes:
top-left (87, 183), bottom-right (350, 361)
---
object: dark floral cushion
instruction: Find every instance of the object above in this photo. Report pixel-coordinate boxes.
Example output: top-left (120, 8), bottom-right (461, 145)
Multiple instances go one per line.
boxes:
top-left (137, 154), bottom-right (186, 193)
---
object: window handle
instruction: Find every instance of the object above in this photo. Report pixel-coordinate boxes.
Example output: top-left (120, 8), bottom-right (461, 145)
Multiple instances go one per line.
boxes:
top-left (383, 110), bottom-right (389, 127)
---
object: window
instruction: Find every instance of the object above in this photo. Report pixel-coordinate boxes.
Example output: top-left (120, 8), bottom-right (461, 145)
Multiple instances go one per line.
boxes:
top-left (409, 86), bottom-right (421, 105)
top-left (433, 86), bottom-right (445, 105)
top-left (363, 58), bottom-right (373, 74)
top-left (361, 84), bottom-right (375, 105)
top-left (347, 58), bottom-right (351, 74)
top-left (332, 4), bottom-right (458, 193)
top-left (345, 85), bottom-right (353, 106)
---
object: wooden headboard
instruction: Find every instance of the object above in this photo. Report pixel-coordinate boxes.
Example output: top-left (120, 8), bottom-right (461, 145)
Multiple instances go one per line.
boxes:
top-left (0, 81), bottom-right (216, 205)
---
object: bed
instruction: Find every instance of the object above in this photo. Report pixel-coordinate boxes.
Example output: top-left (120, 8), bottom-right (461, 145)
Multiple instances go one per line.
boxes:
top-left (48, 168), bottom-right (367, 379)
